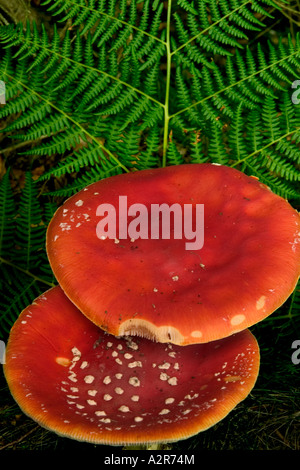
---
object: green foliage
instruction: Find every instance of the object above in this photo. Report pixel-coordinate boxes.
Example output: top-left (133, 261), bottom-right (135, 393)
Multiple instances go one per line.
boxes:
top-left (0, 0), bottom-right (299, 338)
top-left (0, 0), bottom-right (299, 196)
top-left (0, 171), bottom-right (56, 337)
top-left (0, 170), bottom-right (15, 256)
top-left (0, 263), bottom-right (46, 337)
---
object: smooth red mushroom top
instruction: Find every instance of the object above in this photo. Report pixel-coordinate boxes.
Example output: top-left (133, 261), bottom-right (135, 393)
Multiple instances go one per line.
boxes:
top-left (4, 286), bottom-right (260, 445)
top-left (46, 163), bottom-right (300, 345)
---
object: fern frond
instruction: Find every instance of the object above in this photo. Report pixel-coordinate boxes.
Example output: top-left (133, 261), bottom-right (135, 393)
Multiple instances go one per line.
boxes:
top-left (241, 155), bottom-right (300, 200)
top-left (38, 142), bottom-right (102, 180)
top-left (166, 138), bottom-right (185, 166)
top-left (21, 126), bottom-right (86, 156)
top-left (12, 173), bottom-right (47, 271)
top-left (0, 264), bottom-right (44, 337)
top-left (245, 109), bottom-right (264, 154)
top-left (10, 113), bottom-right (70, 140)
top-left (137, 126), bottom-right (161, 169)
top-left (171, 0), bottom-right (278, 62)
top-left (228, 102), bottom-right (248, 161)
top-left (0, 169), bottom-right (56, 338)
top-left (275, 135), bottom-right (300, 165)
top-left (189, 131), bottom-right (209, 164)
top-left (174, 66), bottom-right (204, 126)
top-left (45, 162), bottom-right (123, 197)
top-left (0, 170), bottom-right (16, 256)
top-left (13, 21), bottom-right (41, 61)
top-left (178, 0), bottom-right (198, 16)
top-left (261, 95), bottom-right (282, 143)
top-left (170, 34), bottom-right (300, 130)
top-left (260, 148), bottom-right (300, 182)
top-left (206, 120), bottom-right (229, 165)
top-left (112, 123), bottom-right (141, 167)
top-left (0, 0), bottom-right (299, 201)
top-left (2, 102), bottom-right (52, 133)
top-left (232, 94), bottom-right (300, 198)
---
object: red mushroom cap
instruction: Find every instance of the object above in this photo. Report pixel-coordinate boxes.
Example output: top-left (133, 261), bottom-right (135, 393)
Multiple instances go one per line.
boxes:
top-left (4, 286), bottom-right (260, 445)
top-left (46, 164), bottom-right (300, 345)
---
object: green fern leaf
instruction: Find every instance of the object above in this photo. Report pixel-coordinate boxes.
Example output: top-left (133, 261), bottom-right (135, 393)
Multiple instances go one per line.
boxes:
top-left (0, 170), bottom-right (16, 256)
top-left (228, 103), bottom-right (248, 161)
top-left (46, 163), bottom-right (123, 197)
top-left (0, 264), bottom-right (44, 337)
top-left (166, 138), bottom-right (185, 166)
top-left (189, 131), bottom-right (209, 164)
top-left (0, 0), bottom-right (298, 194)
top-left (12, 173), bottom-right (47, 271)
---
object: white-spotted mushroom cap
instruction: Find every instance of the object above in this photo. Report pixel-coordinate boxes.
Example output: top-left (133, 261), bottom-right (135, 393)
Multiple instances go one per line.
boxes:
top-left (4, 286), bottom-right (260, 445)
top-left (46, 164), bottom-right (300, 345)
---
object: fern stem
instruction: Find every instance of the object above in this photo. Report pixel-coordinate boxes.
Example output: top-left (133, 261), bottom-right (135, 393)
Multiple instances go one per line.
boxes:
top-left (0, 257), bottom-right (55, 288)
top-left (170, 0), bottom-right (252, 57)
top-left (162, 0), bottom-right (173, 168)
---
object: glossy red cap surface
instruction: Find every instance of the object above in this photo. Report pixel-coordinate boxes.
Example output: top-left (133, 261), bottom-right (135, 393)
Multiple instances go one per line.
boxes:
top-left (47, 164), bottom-right (300, 344)
top-left (4, 286), bottom-right (260, 445)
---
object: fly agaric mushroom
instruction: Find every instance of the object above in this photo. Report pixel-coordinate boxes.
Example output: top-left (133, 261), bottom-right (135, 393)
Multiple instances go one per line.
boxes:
top-left (46, 164), bottom-right (300, 345)
top-left (4, 286), bottom-right (260, 446)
